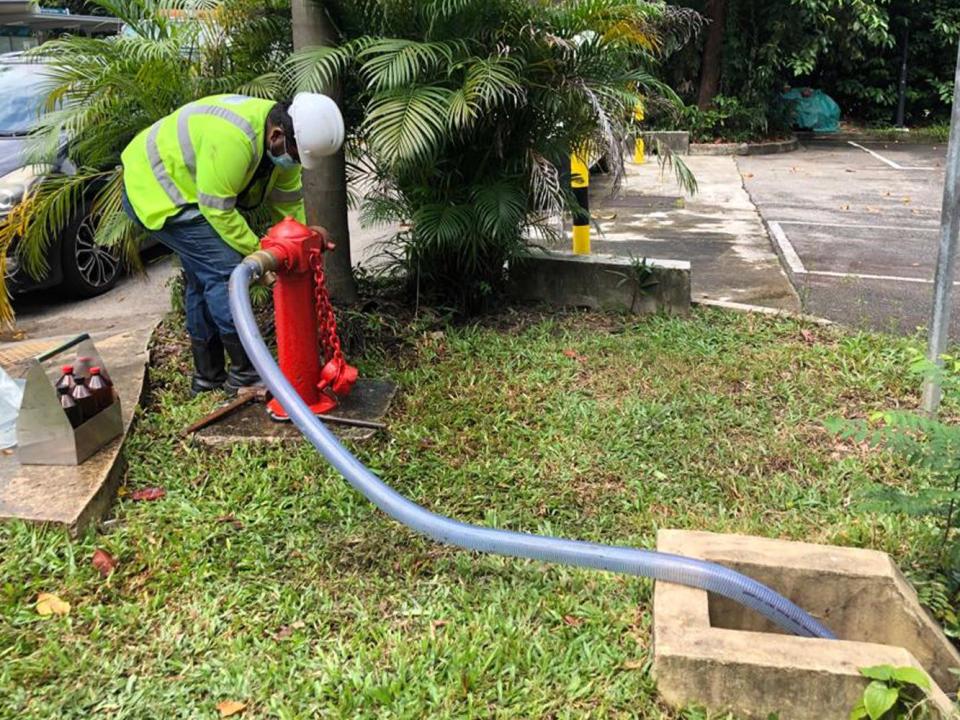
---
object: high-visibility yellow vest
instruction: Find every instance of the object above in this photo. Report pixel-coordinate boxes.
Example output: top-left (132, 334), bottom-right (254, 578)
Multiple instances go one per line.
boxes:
top-left (121, 94), bottom-right (307, 256)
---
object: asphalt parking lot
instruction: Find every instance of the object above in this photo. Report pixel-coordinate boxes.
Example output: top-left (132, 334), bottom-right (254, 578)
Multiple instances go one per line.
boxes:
top-left (739, 139), bottom-right (951, 336)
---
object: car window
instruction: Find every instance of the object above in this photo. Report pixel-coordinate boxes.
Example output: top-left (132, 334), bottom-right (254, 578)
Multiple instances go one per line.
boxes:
top-left (0, 63), bottom-right (49, 135)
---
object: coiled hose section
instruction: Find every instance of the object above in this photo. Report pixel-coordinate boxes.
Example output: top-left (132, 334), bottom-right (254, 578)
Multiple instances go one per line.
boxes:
top-left (229, 257), bottom-right (836, 640)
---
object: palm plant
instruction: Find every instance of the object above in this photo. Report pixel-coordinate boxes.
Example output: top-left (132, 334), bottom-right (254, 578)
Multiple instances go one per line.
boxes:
top-left (0, 0), bottom-right (291, 325)
top-left (289, 0), bottom-right (697, 312)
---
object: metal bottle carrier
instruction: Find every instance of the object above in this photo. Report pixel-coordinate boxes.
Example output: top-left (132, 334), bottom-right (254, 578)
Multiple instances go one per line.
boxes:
top-left (16, 334), bottom-right (122, 465)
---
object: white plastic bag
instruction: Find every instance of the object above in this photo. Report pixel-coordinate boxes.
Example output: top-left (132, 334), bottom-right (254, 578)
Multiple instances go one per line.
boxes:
top-left (0, 365), bottom-right (25, 450)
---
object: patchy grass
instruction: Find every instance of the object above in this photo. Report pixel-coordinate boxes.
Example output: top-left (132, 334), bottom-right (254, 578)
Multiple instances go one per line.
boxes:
top-left (0, 308), bottom-right (952, 719)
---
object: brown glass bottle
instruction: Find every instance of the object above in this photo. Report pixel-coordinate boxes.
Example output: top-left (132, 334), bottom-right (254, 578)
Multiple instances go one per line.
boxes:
top-left (87, 367), bottom-right (112, 412)
top-left (70, 381), bottom-right (97, 422)
top-left (55, 365), bottom-right (76, 394)
top-left (58, 388), bottom-right (83, 428)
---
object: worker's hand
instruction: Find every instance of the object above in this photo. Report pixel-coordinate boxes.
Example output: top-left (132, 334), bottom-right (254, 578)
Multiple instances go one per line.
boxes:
top-left (309, 225), bottom-right (336, 253)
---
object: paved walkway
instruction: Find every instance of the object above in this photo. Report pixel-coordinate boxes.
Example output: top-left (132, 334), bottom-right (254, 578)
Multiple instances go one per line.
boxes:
top-left (588, 156), bottom-right (800, 311)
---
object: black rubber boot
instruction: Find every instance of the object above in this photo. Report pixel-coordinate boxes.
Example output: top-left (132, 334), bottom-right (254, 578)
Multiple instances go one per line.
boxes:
top-left (221, 333), bottom-right (261, 395)
top-left (190, 336), bottom-right (227, 395)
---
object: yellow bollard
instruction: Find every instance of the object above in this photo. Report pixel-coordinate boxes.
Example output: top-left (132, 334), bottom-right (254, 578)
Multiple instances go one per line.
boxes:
top-left (570, 152), bottom-right (590, 255)
top-left (634, 101), bottom-right (646, 165)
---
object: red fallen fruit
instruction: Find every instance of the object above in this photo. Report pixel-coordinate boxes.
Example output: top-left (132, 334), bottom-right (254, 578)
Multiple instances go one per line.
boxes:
top-left (130, 487), bottom-right (166, 502)
top-left (92, 549), bottom-right (118, 578)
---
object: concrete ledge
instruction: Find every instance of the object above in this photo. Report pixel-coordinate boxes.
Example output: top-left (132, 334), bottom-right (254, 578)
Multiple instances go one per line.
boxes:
top-left (653, 530), bottom-right (959, 719)
top-left (510, 249), bottom-right (691, 316)
top-left (690, 137), bottom-right (799, 156)
top-left (640, 131), bottom-right (690, 155)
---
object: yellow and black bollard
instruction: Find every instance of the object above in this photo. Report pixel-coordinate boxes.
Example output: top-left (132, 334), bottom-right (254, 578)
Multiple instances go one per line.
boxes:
top-left (570, 151), bottom-right (590, 255)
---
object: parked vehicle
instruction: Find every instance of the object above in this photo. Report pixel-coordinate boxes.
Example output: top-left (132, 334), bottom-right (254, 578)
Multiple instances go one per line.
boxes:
top-left (0, 52), bottom-right (122, 297)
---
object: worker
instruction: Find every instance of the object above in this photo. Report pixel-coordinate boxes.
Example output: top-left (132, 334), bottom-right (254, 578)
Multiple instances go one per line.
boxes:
top-left (120, 93), bottom-right (343, 395)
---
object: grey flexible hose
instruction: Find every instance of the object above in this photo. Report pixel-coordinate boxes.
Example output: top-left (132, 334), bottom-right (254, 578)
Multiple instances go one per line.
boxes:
top-left (229, 258), bottom-right (836, 640)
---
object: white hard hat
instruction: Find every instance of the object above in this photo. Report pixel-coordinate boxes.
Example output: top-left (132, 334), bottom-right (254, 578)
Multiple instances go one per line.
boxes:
top-left (288, 92), bottom-right (345, 169)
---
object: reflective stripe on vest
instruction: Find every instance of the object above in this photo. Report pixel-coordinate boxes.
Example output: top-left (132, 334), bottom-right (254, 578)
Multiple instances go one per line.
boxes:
top-left (178, 101), bottom-right (259, 176)
top-left (147, 122), bottom-right (186, 206)
top-left (148, 95), bottom-right (260, 210)
top-left (198, 193), bottom-right (237, 210)
top-left (269, 188), bottom-right (303, 204)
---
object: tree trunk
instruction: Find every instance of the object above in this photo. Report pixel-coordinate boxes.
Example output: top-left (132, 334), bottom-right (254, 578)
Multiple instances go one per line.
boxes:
top-left (291, 0), bottom-right (358, 303)
top-left (697, 0), bottom-right (728, 109)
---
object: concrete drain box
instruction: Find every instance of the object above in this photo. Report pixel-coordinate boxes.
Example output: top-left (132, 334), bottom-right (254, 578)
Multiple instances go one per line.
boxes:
top-left (653, 530), bottom-right (959, 719)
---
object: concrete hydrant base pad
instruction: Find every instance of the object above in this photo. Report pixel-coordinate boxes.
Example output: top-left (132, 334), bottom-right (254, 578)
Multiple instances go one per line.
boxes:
top-left (193, 378), bottom-right (397, 447)
top-left (653, 530), bottom-right (959, 719)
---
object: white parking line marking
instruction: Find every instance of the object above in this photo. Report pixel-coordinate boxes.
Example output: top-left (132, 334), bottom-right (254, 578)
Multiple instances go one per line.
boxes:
top-left (774, 220), bottom-right (939, 233)
top-left (768, 221), bottom-right (955, 285)
top-left (847, 141), bottom-right (932, 171)
top-left (805, 270), bottom-right (956, 284)
top-left (768, 221), bottom-right (806, 274)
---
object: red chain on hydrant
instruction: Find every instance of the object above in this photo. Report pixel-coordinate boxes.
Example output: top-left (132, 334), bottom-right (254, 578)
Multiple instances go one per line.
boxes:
top-left (260, 217), bottom-right (357, 421)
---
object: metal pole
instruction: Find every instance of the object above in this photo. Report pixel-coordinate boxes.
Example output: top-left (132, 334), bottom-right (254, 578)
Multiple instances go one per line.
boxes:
top-left (895, 23), bottom-right (909, 128)
top-left (921, 38), bottom-right (960, 415)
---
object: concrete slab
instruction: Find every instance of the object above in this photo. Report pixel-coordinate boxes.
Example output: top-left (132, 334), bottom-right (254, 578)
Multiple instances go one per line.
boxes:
top-left (588, 157), bottom-right (801, 311)
top-left (192, 378), bottom-right (397, 448)
top-left (0, 324), bottom-right (155, 536)
top-left (653, 530), bottom-right (959, 720)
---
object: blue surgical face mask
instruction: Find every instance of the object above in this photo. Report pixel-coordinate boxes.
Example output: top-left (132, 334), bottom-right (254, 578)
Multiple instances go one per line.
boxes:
top-left (268, 136), bottom-right (298, 169)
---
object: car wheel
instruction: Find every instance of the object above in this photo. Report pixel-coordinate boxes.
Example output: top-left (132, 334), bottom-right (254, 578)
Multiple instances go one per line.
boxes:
top-left (60, 212), bottom-right (120, 298)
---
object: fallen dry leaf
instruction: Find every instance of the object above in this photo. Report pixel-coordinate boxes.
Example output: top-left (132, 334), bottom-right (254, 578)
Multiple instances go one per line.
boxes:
top-left (36, 593), bottom-right (70, 617)
top-left (622, 659), bottom-right (646, 670)
top-left (130, 487), bottom-right (166, 502)
top-left (562, 615), bottom-right (584, 627)
top-left (215, 514), bottom-right (244, 530)
top-left (91, 549), bottom-right (118, 578)
top-left (800, 329), bottom-right (816, 345)
top-left (216, 700), bottom-right (246, 717)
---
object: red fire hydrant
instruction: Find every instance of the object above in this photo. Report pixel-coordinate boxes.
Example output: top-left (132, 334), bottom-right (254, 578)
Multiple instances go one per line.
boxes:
top-left (259, 217), bottom-right (358, 420)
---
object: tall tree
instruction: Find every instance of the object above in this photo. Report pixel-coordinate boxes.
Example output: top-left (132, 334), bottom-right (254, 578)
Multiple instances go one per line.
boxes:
top-left (697, 0), bottom-right (727, 108)
top-left (290, 0), bottom-right (357, 303)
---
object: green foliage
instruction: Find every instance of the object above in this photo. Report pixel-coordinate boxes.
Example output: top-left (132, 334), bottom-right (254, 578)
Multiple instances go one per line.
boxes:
top-left (0, 0), bottom-right (292, 326)
top-left (664, 0), bottom-right (959, 133)
top-left (827, 349), bottom-right (960, 640)
top-left (849, 665), bottom-right (935, 720)
top-left (290, 0), bottom-right (695, 313)
top-left (660, 94), bottom-right (791, 143)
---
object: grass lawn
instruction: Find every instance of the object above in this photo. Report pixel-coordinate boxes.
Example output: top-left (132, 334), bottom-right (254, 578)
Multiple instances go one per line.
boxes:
top-left (1, 307), bottom-right (953, 719)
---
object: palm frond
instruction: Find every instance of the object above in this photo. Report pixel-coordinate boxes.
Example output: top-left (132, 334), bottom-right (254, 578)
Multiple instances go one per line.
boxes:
top-left (236, 71), bottom-right (287, 99)
top-left (357, 39), bottom-right (465, 91)
top-left (363, 86), bottom-right (453, 166)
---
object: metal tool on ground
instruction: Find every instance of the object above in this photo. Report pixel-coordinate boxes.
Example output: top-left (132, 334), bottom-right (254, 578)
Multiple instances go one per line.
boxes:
top-left (179, 386), bottom-right (387, 438)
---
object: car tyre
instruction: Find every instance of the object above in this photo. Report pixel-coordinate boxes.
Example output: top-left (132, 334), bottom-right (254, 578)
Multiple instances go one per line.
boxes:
top-left (60, 210), bottom-right (120, 298)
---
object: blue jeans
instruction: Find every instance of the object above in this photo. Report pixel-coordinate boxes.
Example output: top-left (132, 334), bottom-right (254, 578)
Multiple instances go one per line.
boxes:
top-left (122, 193), bottom-right (243, 341)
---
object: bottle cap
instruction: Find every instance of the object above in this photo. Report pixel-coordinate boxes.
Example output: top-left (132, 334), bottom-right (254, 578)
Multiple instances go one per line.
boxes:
top-left (61, 365), bottom-right (74, 373)
top-left (90, 367), bottom-right (101, 375)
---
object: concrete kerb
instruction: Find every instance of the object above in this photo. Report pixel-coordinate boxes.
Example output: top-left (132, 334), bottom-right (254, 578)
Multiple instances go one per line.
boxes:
top-left (691, 137), bottom-right (799, 157)
top-left (693, 298), bottom-right (834, 326)
top-left (653, 530), bottom-right (960, 720)
top-left (510, 248), bottom-right (691, 316)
